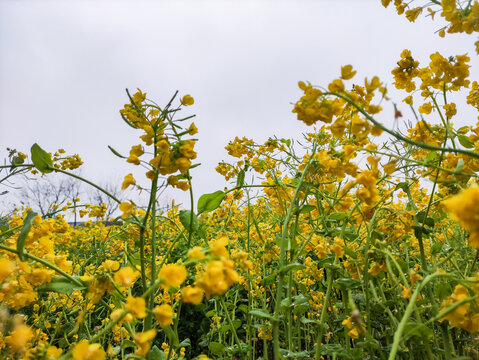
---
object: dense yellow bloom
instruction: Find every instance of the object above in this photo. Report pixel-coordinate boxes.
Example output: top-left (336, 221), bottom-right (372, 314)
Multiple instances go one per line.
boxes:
top-left (153, 304), bottom-right (174, 326)
top-left (114, 267), bottom-right (140, 287)
top-left (196, 260), bottom-right (239, 298)
top-left (158, 264), bottom-right (187, 289)
top-left (119, 202), bottom-right (135, 219)
top-left (125, 296), bottom-right (147, 319)
top-left (101, 259), bottom-right (120, 272)
top-left (134, 329), bottom-right (157, 356)
top-left (182, 286), bottom-right (204, 304)
top-left (187, 246), bottom-right (205, 259)
top-left (0, 258), bottom-right (15, 283)
top-left (72, 340), bottom-right (106, 360)
top-left (328, 79), bottom-right (345, 92)
top-left (443, 185), bottom-right (479, 248)
top-left (209, 236), bottom-right (230, 259)
top-left (5, 324), bottom-right (33, 355)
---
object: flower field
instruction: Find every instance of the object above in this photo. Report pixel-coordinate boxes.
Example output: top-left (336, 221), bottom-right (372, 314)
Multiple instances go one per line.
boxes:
top-left (1, 1), bottom-right (479, 359)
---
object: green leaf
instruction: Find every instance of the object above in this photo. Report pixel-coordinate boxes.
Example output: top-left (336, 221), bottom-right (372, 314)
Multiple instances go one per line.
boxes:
top-left (395, 182), bottom-right (409, 192)
top-left (37, 276), bottom-right (86, 293)
top-left (249, 309), bottom-right (273, 320)
top-left (11, 156), bottom-right (24, 167)
top-left (179, 210), bottom-right (198, 233)
top-left (458, 135), bottom-right (474, 149)
top-left (455, 158), bottom-right (464, 174)
top-left (219, 320), bottom-right (241, 332)
top-left (17, 211), bottom-right (37, 261)
top-left (343, 246), bottom-right (358, 259)
top-left (197, 191), bottom-right (225, 214)
top-left (147, 346), bottom-right (167, 360)
top-left (329, 212), bottom-right (348, 221)
top-left (279, 349), bottom-right (311, 358)
top-left (320, 344), bottom-right (349, 357)
top-left (163, 325), bottom-right (179, 348)
top-left (121, 339), bottom-right (137, 349)
top-left (425, 151), bottom-right (437, 163)
top-left (108, 145), bottom-right (126, 159)
top-left (177, 338), bottom-right (191, 349)
top-left (434, 282), bottom-right (452, 301)
top-left (293, 294), bottom-right (310, 306)
top-left (404, 322), bottom-right (433, 339)
top-left (334, 278), bottom-right (361, 290)
top-left (208, 342), bottom-right (225, 356)
top-left (297, 205), bottom-right (316, 214)
top-left (260, 273), bottom-right (276, 286)
top-left (300, 316), bottom-right (318, 325)
top-left (236, 170), bottom-right (245, 188)
top-left (280, 138), bottom-right (291, 147)
top-left (279, 262), bottom-right (306, 275)
top-left (30, 143), bottom-right (53, 173)
top-left (431, 241), bottom-right (442, 255)
top-left (415, 211), bottom-right (434, 227)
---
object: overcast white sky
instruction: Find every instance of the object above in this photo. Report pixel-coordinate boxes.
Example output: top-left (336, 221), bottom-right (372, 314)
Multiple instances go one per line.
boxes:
top-left (1, 0), bottom-right (477, 211)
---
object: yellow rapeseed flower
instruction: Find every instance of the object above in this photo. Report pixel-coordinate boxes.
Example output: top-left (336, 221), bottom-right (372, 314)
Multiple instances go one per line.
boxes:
top-left (125, 296), bottom-right (147, 319)
top-left (180, 94), bottom-right (194, 106)
top-left (72, 339), bottom-right (106, 360)
top-left (182, 286), bottom-right (204, 304)
top-left (158, 264), bottom-right (187, 289)
top-left (153, 304), bottom-right (174, 326)
top-left (121, 173), bottom-right (136, 190)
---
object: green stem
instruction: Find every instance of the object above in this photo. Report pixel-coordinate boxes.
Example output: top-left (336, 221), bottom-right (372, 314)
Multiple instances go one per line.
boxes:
top-left (220, 296), bottom-right (245, 360)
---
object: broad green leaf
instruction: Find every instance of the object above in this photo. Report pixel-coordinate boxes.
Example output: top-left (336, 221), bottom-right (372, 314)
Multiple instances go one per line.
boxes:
top-left (425, 151), bottom-right (437, 163)
top-left (38, 276), bottom-right (86, 293)
top-left (430, 241), bottom-right (442, 255)
top-left (197, 191), bottom-right (225, 214)
top-left (179, 210), bottom-right (198, 233)
top-left (320, 344), bottom-right (349, 357)
top-left (236, 170), bottom-right (245, 188)
top-left (343, 246), bottom-right (358, 259)
top-left (219, 320), bottom-right (241, 332)
top-left (279, 349), bottom-right (311, 358)
top-left (395, 182), bottom-right (409, 192)
top-left (17, 210), bottom-right (37, 261)
top-left (280, 138), bottom-right (291, 147)
top-left (334, 278), bottom-right (361, 290)
top-left (404, 322), bottom-right (433, 339)
top-left (260, 273), bottom-right (276, 286)
top-left (147, 346), bottom-right (167, 360)
top-left (249, 309), bottom-right (273, 320)
top-left (455, 158), bottom-right (464, 174)
top-left (121, 339), bottom-right (137, 349)
top-left (297, 205), bottom-right (316, 214)
top-left (300, 317), bottom-right (318, 325)
top-left (177, 338), bottom-right (191, 348)
top-left (329, 212), bottom-right (348, 221)
top-left (31, 143), bottom-right (53, 173)
top-left (208, 342), bottom-right (225, 355)
top-left (279, 262), bottom-right (306, 275)
top-left (11, 156), bottom-right (24, 167)
top-left (458, 135), bottom-right (474, 149)
top-left (163, 325), bottom-right (179, 348)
